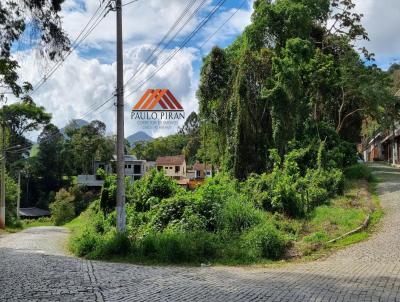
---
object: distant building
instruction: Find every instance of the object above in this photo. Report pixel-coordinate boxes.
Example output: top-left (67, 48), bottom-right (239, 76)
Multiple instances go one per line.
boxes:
top-left (192, 162), bottom-right (213, 179)
top-left (156, 155), bottom-right (186, 179)
top-left (362, 128), bottom-right (400, 164)
top-left (77, 155), bottom-right (146, 187)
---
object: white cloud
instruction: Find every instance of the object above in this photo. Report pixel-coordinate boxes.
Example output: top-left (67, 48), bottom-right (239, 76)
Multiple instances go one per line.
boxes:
top-left (16, 45), bottom-right (198, 139)
top-left (197, 2), bottom-right (253, 52)
top-left (12, 0), bottom-right (254, 140)
top-left (354, 0), bottom-right (400, 67)
top-left (60, 0), bottom-right (212, 47)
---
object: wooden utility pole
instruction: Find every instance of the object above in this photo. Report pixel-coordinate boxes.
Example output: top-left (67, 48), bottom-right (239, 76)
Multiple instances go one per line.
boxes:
top-left (0, 124), bottom-right (5, 229)
top-left (115, 0), bottom-right (126, 232)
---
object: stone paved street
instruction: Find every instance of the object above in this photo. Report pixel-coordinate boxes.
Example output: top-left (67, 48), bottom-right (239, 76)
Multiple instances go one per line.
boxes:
top-left (1, 164), bottom-right (400, 301)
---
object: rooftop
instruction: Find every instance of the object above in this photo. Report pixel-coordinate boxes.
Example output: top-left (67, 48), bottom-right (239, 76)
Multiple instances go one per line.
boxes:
top-left (193, 162), bottom-right (212, 171)
top-left (156, 155), bottom-right (185, 166)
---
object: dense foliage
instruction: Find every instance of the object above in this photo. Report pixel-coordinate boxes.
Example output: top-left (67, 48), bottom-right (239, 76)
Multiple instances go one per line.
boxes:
top-left (50, 189), bottom-right (75, 226)
top-left (197, 0), bottom-right (394, 179)
top-left (71, 146), bottom-right (343, 263)
top-left (131, 112), bottom-right (200, 163)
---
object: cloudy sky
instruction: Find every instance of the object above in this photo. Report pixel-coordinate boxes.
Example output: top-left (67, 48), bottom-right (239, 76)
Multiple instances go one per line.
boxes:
top-left (10, 0), bottom-right (400, 139)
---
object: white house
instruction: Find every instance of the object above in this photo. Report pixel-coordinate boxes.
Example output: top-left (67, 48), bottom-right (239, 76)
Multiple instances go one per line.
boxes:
top-left (155, 155), bottom-right (186, 179)
top-left (77, 155), bottom-right (146, 187)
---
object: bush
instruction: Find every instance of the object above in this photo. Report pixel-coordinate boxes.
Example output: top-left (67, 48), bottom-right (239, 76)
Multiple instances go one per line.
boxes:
top-left (241, 220), bottom-right (287, 260)
top-left (135, 230), bottom-right (218, 263)
top-left (344, 164), bottom-right (374, 181)
top-left (192, 174), bottom-right (238, 231)
top-left (50, 189), bottom-right (76, 225)
top-left (150, 193), bottom-right (195, 230)
top-left (127, 169), bottom-right (179, 212)
top-left (89, 230), bottom-right (132, 259)
top-left (3, 173), bottom-right (21, 227)
top-left (218, 197), bottom-right (261, 233)
top-left (70, 228), bottom-right (101, 257)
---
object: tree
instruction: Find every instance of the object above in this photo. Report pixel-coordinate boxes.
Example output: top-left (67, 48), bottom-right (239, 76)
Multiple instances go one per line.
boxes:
top-left (68, 121), bottom-right (113, 174)
top-left (198, 0), bottom-right (391, 179)
top-left (0, 99), bottom-right (51, 164)
top-left (1, 0), bottom-right (69, 96)
top-left (34, 124), bottom-right (65, 206)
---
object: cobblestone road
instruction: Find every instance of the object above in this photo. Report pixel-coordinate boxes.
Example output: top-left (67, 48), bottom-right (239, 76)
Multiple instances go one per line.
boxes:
top-left (1, 164), bottom-right (400, 301)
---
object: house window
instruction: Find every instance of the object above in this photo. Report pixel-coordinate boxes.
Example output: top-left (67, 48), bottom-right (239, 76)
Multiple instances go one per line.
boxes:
top-left (206, 170), bottom-right (211, 176)
top-left (134, 175), bottom-right (141, 181)
top-left (157, 166), bottom-right (162, 171)
top-left (134, 164), bottom-right (141, 174)
top-left (175, 166), bottom-right (180, 173)
top-left (125, 164), bottom-right (132, 169)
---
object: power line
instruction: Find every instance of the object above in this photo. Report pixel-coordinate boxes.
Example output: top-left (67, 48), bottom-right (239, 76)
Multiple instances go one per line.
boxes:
top-left (123, 0), bottom-right (202, 88)
top-left (125, 0), bottom-right (227, 98)
top-left (199, 0), bottom-right (247, 50)
top-left (8, 0), bottom-right (228, 153)
top-left (30, 0), bottom-right (112, 95)
top-left (122, 0), bottom-right (139, 7)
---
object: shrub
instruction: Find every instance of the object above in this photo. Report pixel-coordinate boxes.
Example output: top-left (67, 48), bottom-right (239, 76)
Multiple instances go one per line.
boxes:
top-left (241, 220), bottom-right (287, 260)
top-left (303, 168), bottom-right (344, 209)
top-left (150, 192), bottom-right (195, 230)
top-left (50, 189), bottom-right (76, 225)
top-left (88, 230), bottom-right (132, 259)
top-left (135, 230), bottom-right (218, 263)
top-left (100, 174), bottom-right (117, 213)
top-left (5, 173), bottom-right (20, 227)
top-left (127, 169), bottom-right (179, 212)
top-left (70, 228), bottom-right (101, 257)
top-left (344, 164), bottom-right (373, 181)
top-left (193, 173), bottom-right (241, 231)
top-left (218, 197), bottom-right (261, 233)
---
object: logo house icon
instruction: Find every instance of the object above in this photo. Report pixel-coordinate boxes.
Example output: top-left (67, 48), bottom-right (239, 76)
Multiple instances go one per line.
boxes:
top-left (132, 89), bottom-right (184, 112)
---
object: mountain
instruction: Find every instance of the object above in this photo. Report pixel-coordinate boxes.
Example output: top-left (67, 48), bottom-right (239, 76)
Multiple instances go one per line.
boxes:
top-left (126, 131), bottom-right (153, 146)
top-left (60, 119), bottom-right (89, 137)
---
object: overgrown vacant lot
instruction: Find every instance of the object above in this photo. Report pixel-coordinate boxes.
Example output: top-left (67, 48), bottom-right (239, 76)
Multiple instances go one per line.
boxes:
top-left (66, 158), bottom-right (380, 265)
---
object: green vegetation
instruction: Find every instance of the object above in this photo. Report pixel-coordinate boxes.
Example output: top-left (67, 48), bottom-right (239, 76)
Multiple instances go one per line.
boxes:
top-left (344, 164), bottom-right (375, 182)
top-left (69, 147), bottom-right (355, 264)
top-left (131, 112), bottom-right (200, 163)
top-left (49, 189), bottom-right (76, 226)
top-left (0, 0), bottom-right (389, 266)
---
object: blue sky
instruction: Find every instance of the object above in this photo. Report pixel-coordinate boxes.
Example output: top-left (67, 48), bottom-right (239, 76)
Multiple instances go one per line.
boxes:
top-left (11, 0), bottom-right (400, 139)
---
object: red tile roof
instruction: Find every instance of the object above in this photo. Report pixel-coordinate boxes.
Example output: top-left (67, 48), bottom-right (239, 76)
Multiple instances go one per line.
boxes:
top-left (156, 155), bottom-right (185, 166)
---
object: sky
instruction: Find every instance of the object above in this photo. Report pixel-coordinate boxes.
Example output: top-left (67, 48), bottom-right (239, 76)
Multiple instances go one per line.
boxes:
top-left (9, 0), bottom-right (400, 140)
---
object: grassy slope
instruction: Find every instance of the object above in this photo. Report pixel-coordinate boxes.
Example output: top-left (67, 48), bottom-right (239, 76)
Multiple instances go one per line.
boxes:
top-left (294, 179), bottom-right (382, 259)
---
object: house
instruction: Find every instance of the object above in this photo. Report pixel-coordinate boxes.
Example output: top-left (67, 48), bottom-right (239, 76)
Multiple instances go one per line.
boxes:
top-left (380, 128), bottom-right (400, 164)
top-left (145, 161), bottom-right (156, 172)
top-left (156, 155), bottom-right (186, 179)
top-left (362, 126), bottom-right (400, 164)
top-left (77, 155), bottom-right (146, 187)
top-left (363, 132), bottom-right (384, 162)
top-left (192, 162), bottom-right (213, 179)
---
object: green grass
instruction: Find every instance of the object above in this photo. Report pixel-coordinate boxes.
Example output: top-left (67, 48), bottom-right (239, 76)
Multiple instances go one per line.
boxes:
top-left (22, 217), bottom-right (54, 228)
top-left (295, 178), bottom-right (381, 256)
top-left (344, 164), bottom-right (375, 182)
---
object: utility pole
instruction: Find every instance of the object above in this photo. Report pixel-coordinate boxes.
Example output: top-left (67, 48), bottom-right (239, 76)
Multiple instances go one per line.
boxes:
top-left (115, 0), bottom-right (126, 232)
top-left (0, 123), bottom-right (5, 229)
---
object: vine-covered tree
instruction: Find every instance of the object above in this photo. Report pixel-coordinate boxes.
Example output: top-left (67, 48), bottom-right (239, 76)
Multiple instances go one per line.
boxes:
top-left (198, 0), bottom-right (394, 179)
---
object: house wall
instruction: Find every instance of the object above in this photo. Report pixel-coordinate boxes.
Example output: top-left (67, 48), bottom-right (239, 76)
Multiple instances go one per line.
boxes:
top-left (157, 162), bottom-right (186, 179)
